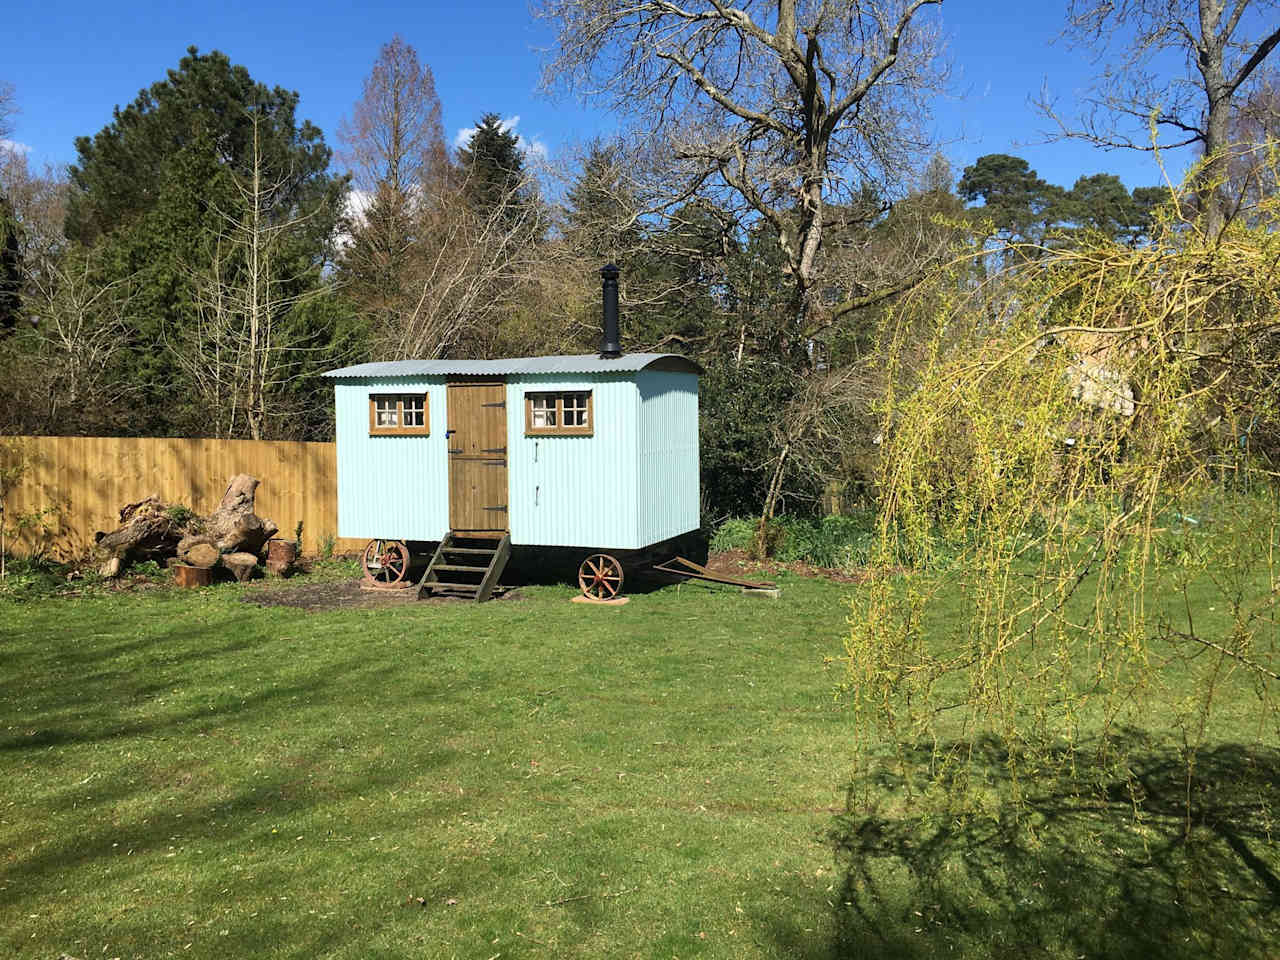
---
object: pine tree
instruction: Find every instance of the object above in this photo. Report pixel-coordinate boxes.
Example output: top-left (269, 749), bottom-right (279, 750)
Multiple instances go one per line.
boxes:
top-left (457, 113), bottom-right (529, 221)
top-left (0, 192), bottom-right (20, 334)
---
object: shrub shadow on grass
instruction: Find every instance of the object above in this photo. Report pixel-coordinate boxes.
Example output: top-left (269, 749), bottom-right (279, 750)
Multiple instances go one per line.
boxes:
top-left (823, 735), bottom-right (1280, 959)
top-left (0, 608), bottom-right (465, 958)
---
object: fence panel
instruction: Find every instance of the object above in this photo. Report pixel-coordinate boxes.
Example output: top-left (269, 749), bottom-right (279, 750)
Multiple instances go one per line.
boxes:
top-left (2, 436), bottom-right (365, 559)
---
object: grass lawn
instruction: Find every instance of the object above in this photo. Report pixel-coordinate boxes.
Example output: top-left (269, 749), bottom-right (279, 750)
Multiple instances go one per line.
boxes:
top-left (1, 562), bottom-right (1276, 958)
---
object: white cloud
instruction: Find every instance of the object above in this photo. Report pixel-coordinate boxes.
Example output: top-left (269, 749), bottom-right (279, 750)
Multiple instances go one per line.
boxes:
top-left (453, 114), bottom-right (547, 161)
top-left (0, 139), bottom-right (31, 156)
top-left (345, 188), bottom-right (374, 224)
top-left (521, 135), bottom-right (549, 162)
top-left (332, 188), bottom-right (374, 252)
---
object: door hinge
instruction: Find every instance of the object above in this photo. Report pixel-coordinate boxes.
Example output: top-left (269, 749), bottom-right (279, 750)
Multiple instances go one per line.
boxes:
top-left (483, 458), bottom-right (507, 467)
top-left (448, 447), bottom-right (463, 454)
top-left (481, 401), bottom-right (506, 408)
top-left (483, 505), bottom-right (508, 512)
top-left (480, 446), bottom-right (507, 454)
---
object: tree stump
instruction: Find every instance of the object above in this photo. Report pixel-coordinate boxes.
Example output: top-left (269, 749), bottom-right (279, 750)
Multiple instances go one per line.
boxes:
top-left (265, 538), bottom-right (297, 577)
top-left (173, 564), bottom-right (213, 588)
top-left (221, 551), bottom-right (259, 583)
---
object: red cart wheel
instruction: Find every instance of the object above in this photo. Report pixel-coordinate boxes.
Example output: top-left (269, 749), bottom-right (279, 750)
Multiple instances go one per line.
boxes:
top-left (362, 539), bottom-right (409, 585)
top-left (578, 553), bottom-right (624, 600)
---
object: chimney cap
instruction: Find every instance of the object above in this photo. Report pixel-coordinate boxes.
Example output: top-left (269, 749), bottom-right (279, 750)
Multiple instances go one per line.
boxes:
top-left (600, 262), bottom-right (620, 279)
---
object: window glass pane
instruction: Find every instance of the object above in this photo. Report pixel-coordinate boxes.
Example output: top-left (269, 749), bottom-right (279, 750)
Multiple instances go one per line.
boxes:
top-left (402, 396), bottom-right (425, 427)
top-left (531, 395), bottom-right (556, 428)
top-left (564, 393), bottom-right (588, 427)
top-left (375, 398), bottom-right (398, 427)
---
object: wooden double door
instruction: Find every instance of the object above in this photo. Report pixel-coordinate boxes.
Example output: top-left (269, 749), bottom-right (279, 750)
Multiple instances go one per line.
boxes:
top-left (447, 382), bottom-right (509, 531)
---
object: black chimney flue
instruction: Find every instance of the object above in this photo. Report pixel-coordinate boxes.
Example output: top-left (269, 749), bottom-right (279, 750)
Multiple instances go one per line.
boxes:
top-left (599, 263), bottom-right (621, 359)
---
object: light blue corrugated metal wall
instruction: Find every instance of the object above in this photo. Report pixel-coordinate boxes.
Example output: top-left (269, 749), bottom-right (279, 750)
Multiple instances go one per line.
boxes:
top-left (506, 374), bottom-right (640, 549)
top-left (334, 378), bottom-right (449, 541)
top-left (636, 371), bottom-right (701, 546)
top-left (335, 369), bottom-right (697, 549)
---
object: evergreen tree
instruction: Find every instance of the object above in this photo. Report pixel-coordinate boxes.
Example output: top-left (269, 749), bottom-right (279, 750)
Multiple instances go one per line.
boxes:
top-left (958, 154), bottom-right (1068, 242)
top-left (0, 192), bottom-right (19, 334)
top-left (564, 139), bottom-right (638, 261)
top-left (66, 47), bottom-right (347, 436)
top-left (457, 113), bottom-right (530, 220)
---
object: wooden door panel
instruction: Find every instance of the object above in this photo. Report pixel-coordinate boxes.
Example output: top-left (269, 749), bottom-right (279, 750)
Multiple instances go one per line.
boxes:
top-left (447, 383), bottom-right (508, 530)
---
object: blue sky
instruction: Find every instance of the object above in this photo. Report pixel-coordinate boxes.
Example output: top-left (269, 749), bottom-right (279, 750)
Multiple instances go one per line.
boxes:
top-left (3, 2), bottom-right (1186, 194)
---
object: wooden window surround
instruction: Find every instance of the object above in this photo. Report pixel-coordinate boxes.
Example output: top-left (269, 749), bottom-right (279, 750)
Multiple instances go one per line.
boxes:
top-left (524, 391), bottom-right (593, 436)
top-left (369, 393), bottom-right (429, 436)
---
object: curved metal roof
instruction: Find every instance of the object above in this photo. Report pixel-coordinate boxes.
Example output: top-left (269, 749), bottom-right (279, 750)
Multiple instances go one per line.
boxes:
top-left (323, 353), bottom-right (703, 378)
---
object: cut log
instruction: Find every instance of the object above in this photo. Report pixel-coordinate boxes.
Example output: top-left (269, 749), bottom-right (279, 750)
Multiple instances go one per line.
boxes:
top-left (99, 556), bottom-right (121, 579)
top-left (184, 543), bottom-right (220, 569)
top-left (176, 533), bottom-right (211, 554)
top-left (221, 551), bottom-right (259, 583)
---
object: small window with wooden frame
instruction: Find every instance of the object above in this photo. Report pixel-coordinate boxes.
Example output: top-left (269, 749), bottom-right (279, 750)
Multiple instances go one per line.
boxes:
top-left (369, 393), bottom-right (429, 436)
top-left (525, 391), bottom-right (593, 436)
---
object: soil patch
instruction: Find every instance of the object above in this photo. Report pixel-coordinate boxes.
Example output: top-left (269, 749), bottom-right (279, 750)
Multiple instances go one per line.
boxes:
top-left (242, 578), bottom-right (524, 612)
top-left (704, 549), bottom-right (878, 585)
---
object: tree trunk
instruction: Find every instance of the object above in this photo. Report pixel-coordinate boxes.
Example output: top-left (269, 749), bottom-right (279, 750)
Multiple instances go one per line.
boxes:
top-left (753, 442), bottom-right (791, 559)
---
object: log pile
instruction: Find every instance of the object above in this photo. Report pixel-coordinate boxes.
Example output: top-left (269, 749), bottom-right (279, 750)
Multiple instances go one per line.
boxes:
top-left (94, 474), bottom-right (291, 583)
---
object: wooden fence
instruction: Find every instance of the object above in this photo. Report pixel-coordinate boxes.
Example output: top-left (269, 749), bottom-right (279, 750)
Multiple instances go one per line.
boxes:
top-left (2, 436), bottom-right (365, 559)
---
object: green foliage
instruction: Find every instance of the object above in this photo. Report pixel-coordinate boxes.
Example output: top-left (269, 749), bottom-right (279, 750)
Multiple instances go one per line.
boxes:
top-left (163, 504), bottom-right (198, 527)
top-left (774, 514), bottom-right (878, 569)
top-left (958, 153), bottom-right (1068, 240)
top-left (317, 532), bottom-right (336, 560)
top-left (709, 517), bottom-right (755, 552)
top-left (959, 153), bottom-right (1162, 246)
top-left (0, 190), bottom-right (20, 334)
top-left (711, 513), bottom-right (880, 569)
top-left (457, 112), bottom-right (534, 224)
top-left (563, 138), bottom-right (638, 261)
top-left (847, 175), bottom-right (1280, 827)
top-left (0, 556), bottom-right (75, 601)
top-left (62, 47), bottom-right (347, 437)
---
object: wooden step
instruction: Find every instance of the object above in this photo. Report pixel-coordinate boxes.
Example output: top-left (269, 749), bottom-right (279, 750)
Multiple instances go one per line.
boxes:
top-left (430, 582), bottom-right (479, 593)
top-left (418, 531), bottom-right (510, 602)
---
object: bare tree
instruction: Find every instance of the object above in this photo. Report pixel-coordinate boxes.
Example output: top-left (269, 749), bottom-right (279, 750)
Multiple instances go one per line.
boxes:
top-left (368, 164), bottom-right (552, 360)
top-left (0, 82), bottom-right (16, 141)
top-left (338, 36), bottom-right (448, 322)
top-left (22, 250), bottom-right (136, 433)
top-left (0, 149), bottom-right (70, 278)
top-left (171, 110), bottom-right (322, 439)
top-left (538, 0), bottom-right (947, 328)
top-left (1224, 72), bottom-right (1280, 220)
top-left (1046, 0), bottom-right (1280, 236)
